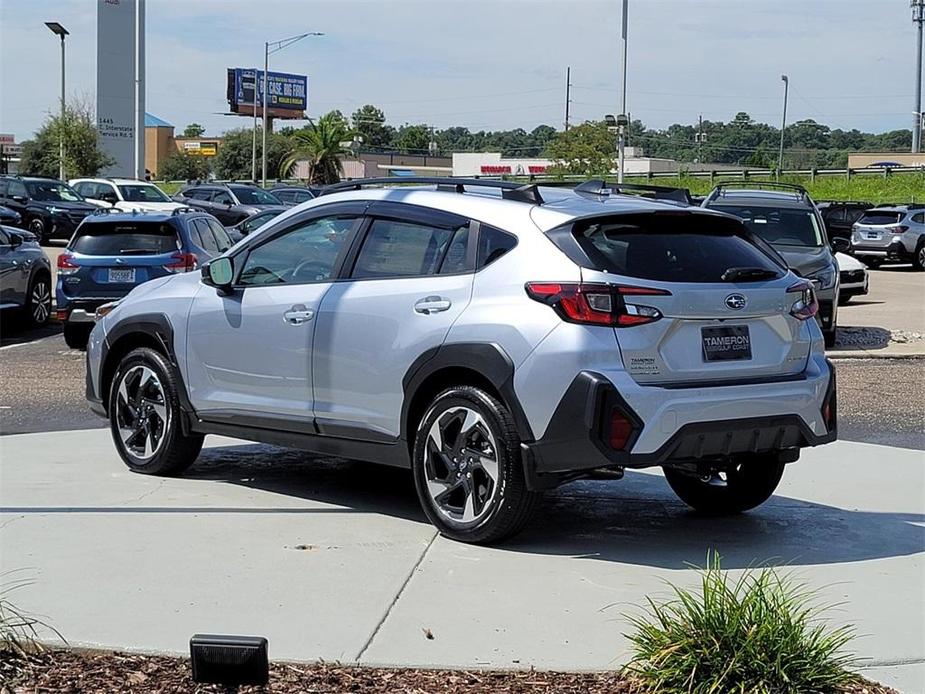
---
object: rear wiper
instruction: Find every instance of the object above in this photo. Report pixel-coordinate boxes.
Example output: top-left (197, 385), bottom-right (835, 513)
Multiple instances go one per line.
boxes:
top-left (721, 267), bottom-right (778, 282)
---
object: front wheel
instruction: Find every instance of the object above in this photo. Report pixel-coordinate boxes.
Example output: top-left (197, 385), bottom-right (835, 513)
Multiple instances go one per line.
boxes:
top-left (24, 273), bottom-right (51, 327)
top-left (27, 217), bottom-right (48, 245)
top-left (109, 347), bottom-right (203, 476)
top-left (412, 386), bottom-right (540, 544)
top-left (663, 454), bottom-right (785, 515)
top-left (913, 242), bottom-right (925, 271)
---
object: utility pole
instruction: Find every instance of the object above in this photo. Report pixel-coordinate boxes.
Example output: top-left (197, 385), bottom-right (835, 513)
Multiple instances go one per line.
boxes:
top-left (695, 114), bottom-right (705, 163)
top-left (564, 66), bottom-right (572, 131)
top-left (777, 75), bottom-right (789, 180)
top-left (913, 0), bottom-right (924, 153)
top-left (252, 69), bottom-right (258, 181)
top-left (45, 22), bottom-right (69, 181)
top-left (617, 0), bottom-right (628, 183)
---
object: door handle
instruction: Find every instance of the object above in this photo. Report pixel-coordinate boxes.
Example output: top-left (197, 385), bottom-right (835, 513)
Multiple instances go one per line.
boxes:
top-left (414, 296), bottom-right (452, 315)
top-left (283, 304), bottom-right (314, 325)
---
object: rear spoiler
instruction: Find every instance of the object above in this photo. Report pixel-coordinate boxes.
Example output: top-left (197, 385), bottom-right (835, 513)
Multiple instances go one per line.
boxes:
top-left (573, 179), bottom-right (694, 205)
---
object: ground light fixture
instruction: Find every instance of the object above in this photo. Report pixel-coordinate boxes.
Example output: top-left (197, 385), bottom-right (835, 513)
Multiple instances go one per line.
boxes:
top-left (190, 634), bottom-right (269, 686)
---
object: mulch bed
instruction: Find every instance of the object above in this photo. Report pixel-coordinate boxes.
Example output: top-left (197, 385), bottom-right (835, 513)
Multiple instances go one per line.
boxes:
top-left (0, 648), bottom-right (897, 693)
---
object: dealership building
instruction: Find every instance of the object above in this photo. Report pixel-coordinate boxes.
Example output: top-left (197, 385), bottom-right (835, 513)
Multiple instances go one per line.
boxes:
top-left (452, 149), bottom-right (694, 178)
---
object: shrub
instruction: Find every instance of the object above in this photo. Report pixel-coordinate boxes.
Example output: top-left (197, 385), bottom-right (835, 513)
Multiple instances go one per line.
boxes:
top-left (625, 554), bottom-right (859, 693)
top-left (0, 572), bottom-right (64, 655)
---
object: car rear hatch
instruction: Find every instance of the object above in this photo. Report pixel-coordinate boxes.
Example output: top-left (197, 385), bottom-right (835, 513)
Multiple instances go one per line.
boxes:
top-left (550, 211), bottom-right (814, 386)
top-left (61, 220), bottom-right (190, 298)
top-left (852, 210), bottom-right (904, 248)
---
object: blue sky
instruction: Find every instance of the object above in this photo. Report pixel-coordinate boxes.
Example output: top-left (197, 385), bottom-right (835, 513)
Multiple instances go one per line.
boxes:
top-left (0, 0), bottom-right (918, 141)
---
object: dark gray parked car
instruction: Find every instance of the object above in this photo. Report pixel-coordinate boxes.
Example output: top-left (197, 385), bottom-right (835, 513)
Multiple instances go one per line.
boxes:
top-left (172, 183), bottom-right (286, 226)
top-left (0, 225), bottom-right (52, 327)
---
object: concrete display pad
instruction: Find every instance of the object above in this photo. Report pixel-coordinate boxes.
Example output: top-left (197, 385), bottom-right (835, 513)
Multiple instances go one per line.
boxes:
top-left (1, 431), bottom-right (922, 691)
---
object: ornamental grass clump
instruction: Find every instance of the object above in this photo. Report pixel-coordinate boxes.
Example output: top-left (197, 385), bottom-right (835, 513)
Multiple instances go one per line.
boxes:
top-left (625, 554), bottom-right (860, 694)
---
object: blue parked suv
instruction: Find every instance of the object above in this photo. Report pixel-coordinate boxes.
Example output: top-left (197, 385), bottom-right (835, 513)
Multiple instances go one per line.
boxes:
top-left (57, 209), bottom-right (234, 348)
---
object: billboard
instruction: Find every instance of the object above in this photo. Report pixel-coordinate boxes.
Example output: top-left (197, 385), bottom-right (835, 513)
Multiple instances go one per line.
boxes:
top-left (226, 68), bottom-right (308, 118)
top-left (97, 0), bottom-right (145, 178)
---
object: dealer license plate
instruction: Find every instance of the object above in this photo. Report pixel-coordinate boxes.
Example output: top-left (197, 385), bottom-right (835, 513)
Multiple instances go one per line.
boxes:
top-left (702, 325), bottom-right (752, 362)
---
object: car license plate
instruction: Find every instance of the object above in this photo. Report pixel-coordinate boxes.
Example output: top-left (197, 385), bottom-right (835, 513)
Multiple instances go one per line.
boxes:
top-left (866, 232), bottom-right (880, 240)
top-left (702, 325), bottom-right (752, 362)
top-left (108, 268), bottom-right (135, 283)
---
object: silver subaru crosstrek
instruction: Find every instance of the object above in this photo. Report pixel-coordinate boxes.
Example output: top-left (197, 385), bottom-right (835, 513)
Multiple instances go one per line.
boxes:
top-left (85, 178), bottom-right (837, 543)
top-left (850, 205), bottom-right (925, 270)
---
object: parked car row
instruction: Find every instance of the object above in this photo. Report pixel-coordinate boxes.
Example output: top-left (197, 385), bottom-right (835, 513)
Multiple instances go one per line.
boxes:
top-left (817, 199), bottom-right (925, 270)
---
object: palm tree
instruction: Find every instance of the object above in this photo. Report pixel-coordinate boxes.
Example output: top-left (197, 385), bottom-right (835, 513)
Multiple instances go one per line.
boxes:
top-left (281, 113), bottom-right (356, 184)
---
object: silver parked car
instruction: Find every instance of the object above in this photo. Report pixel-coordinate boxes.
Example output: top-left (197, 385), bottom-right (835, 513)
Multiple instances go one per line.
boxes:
top-left (85, 178), bottom-right (837, 543)
top-left (850, 205), bottom-right (925, 270)
top-left (0, 225), bottom-right (52, 327)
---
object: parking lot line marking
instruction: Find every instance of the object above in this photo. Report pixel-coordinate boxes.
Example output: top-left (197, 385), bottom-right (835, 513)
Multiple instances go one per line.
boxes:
top-left (0, 335), bottom-right (60, 351)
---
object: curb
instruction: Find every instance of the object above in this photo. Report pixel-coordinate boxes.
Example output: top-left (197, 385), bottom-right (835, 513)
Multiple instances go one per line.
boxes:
top-left (828, 350), bottom-right (925, 360)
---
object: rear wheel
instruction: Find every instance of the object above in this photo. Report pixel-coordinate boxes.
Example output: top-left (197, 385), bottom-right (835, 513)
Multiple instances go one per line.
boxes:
top-left (913, 241), bottom-right (925, 271)
top-left (412, 386), bottom-right (540, 544)
top-left (823, 329), bottom-right (837, 348)
top-left (27, 217), bottom-right (48, 245)
top-left (23, 273), bottom-right (51, 327)
top-left (860, 257), bottom-right (881, 269)
top-left (663, 454), bottom-right (785, 515)
top-left (109, 347), bottom-right (203, 476)
top-left (63, 323), bottom-right (92, 349)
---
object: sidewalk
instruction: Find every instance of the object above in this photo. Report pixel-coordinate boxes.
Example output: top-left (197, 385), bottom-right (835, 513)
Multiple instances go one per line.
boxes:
top-left (1, 430), bottom-right (922, 691)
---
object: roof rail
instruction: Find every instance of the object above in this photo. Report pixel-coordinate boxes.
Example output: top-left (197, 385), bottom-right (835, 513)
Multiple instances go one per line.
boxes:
top-left (171, 206), bottom-right (199, 216)
top-left (573, 179), bottom-right (694, 205)
top-left (320, 176), bottom-right (545, 205)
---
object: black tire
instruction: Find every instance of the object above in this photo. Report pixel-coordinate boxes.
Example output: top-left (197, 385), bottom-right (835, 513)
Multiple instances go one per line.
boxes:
top-left (412, 386), bottom-right (540, 544)
top-left (27, 217), bottom-right (48, 245)
top-left (108, 347), bottom-right (203, 476)
top-left (23, 272), bottom-right (51, 327)
top-left (63, 323), bottom-right (92, 349)
top-left (663, 454), bottom-right (785, 515)
top-left (860, 257), bottom-right (881, 269)
top-left (913, 241), bottom-right (925, 271)
top-left (838, 295), bottom-right (852, 306)
top-left (823, 329), bottom-right (837, 348)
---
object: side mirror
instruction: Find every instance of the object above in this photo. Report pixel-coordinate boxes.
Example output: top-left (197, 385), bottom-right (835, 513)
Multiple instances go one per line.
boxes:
top-left (202, 256), bottom-right (234, 291)
top-left (831, 237), bottom-right (850, 254)
top-left (8, 233), bottom-right (22, 248)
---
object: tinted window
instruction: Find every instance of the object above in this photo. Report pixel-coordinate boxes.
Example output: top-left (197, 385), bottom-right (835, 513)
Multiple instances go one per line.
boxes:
top-left (913, 213), bottom-right (924, 224)
top-left (293, 190), bottom-right (313, 203)
top-left (70, 221), bottom-right (179, 256)
top-left (25, 180), bottom-right (83, 202)
top-left (477, 226), bottom-right (517, 268)
top-left (244, 211), bottom-right (280, 233)
top-left (206, 218), bottom-right (233, 251)
top-left (118, 184), bottom-right (171, 203)
top-left (190, 218), bottom-right (219, 252)
top-left (239, 216), bottom-right (355, 285)
top-left (826, 208), bottom-right (846, 223)
top-left (72, 182), bottom-right (93, 197)
top-left (858, 211), bottom-right (902, 225)
top-left (8, 181), bottom-right (27, 198)
top-left (574, 218), bottom-right (783, 283)
top-left (184, 188), bottom-right (211, 200)
top-left (710, 205), bottom-right (823, 247)
top-left (353, 219), bottom-right (460, 279)
top-left (212, 190), bottom-right (234, 205)
top-left (439, 226), bottom-right (470, 274)
top-left (0, 228), bottom-right (9, 245)
top-left (0, 180), bottom-right (8, 196)
top-left (274, 190), bottom-right (294, 203)
top-left (229, 186), bottom-right (281, 205)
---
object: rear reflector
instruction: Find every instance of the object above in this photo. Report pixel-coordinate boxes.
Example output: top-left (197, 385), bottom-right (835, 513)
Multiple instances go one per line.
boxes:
top-left (609, 409), bottom-right (635, 450)
top-left (525, 282), bottom-right (669, 327)
top-left (56, 309), bottom-right (68, 322)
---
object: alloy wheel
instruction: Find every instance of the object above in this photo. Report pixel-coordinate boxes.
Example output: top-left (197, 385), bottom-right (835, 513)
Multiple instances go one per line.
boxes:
top-left (115, 365), bottom-right (170, 461)
top-left (918, 246), bottom-right (925, 268)
top-left (30, 280), bottom-right (50, 324)
top-left (423, 406), bottom-right (500, 527)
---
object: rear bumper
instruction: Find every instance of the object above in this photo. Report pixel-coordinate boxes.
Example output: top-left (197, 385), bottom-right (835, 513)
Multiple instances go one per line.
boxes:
top-left (852, 238), bottom-right (914, 258)
top-left (522, 358), bottom-right (836, 489)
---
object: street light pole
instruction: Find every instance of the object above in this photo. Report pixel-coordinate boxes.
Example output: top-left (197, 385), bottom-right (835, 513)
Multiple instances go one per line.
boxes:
top-left (262, 32), bottom-right (323, 188)
top-left (617, 0), bottom-right (628, 183)
top-left (777, 74), bottom-right (789, 179)
top-left (913, 0), bottom-right (924, 153)
top-left (252, 70), bottom-right (258, 181)
top-left (45, 22), bottom-right (69, 181)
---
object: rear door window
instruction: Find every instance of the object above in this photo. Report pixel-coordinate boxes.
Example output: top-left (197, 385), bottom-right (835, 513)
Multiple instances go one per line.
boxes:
top-left (572, 215), bottom-right (783, 283)
top-left (352, 219), bottom-right (461, 279)
top-left (190, 218), bottom-right (219, 252)
top-left (858, 211), bottom-right (902, 225)
top-left (70, 221), bottom-right (179, 256)
top-left (206, 218), bottom-right (233, 251)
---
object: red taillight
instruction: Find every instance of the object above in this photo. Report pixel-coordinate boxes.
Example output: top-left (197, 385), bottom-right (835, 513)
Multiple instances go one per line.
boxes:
top-left (56, 309), bottom-right (69, 322)
top-left (887, 225), bottom-right (909, 234)
top-left (525, 282), bottom-right (669, 327)
top-left (787, 280), bottom-right (818, 321)
top-left (609, 409), bottom-right (635, 450)
top-left (57, 253), bottom-right (79, 276)
top-left (163, 252), bottom-right (198, 273)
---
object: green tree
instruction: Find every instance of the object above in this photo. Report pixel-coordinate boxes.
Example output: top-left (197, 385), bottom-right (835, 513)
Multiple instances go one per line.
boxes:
top-left (545, 120), bottom-right (615, 176)
top-left (19, 99), bottom-right (113, 178)
top-left (282, 112), bottom-right (356, 184)
top-left (351, 104), bottom-right (394, 149)
top-left (158, 150), bottom-right (211, 181)
top-left (212, 128), bottom-right (292, 180)
top-left (393, 123), bottom-right (433, 155)
top-left (182, 123), bottom-right (206, 138)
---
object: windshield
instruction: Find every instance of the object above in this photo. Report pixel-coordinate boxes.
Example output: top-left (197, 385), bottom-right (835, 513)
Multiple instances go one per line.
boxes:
top-left (118, 184), bottom-right (171, 203)
top-left (231, 187), bottom-right (281, 205)
top-left (713, 205), bottom-right (824, 248)
top-left (25, 181), bottom-right (84, 203)
top-left (70, 221), bottom-right (179, 255)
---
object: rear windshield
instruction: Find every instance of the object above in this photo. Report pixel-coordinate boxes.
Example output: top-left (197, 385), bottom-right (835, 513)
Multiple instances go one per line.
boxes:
top-left (230, 187), bottom-right (281, 205)
top-left (709, 205), bottom-right (823, 247)
top-left (118, 184), bottom-right (171, 203)
top-left (858, 211), bottom-right (902, 225)
top-left (573, 215), bottom-right (783, 283)
top-left (71, 221), bottom-right (179, 255)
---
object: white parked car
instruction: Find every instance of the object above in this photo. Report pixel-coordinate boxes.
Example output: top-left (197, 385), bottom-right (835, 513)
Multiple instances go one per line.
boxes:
top-left (835, 252), bottom-right (868, 304)
top-left (70, 178), bottom-right (186, 214)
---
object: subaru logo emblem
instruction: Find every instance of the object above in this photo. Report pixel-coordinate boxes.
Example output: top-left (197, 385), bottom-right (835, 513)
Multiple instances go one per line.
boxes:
top-left (725, 293), bottom-right (747, 310)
